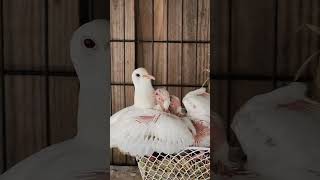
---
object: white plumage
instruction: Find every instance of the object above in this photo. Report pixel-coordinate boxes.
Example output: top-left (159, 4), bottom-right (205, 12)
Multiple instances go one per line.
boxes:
top-left (110, 68), bottom-right (195, 156)
top-left (183, 87), bottom-right (210, 147)
top-left (111, 107), bottom-right (195, 156)
top-left (231, 83), bottom-right (320, 180)
top-left (182, 87), bottom-right (236, 177)
top-left (132, 68), bottom-right (156, 109)
top-left (0, 20), bottom-right (109, 180)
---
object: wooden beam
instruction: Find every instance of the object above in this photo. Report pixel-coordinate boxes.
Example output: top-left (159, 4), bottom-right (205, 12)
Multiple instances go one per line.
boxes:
top-left (3, 0), bottom-right (46, 71)
top-left (0, 0), bottom-right (5, 172)
top-left (230, 0), bottom-right (276, 75)
top-left (48, 0), bottom-right (80, 72)
top-left (5, 76), bottom-right (47, 168)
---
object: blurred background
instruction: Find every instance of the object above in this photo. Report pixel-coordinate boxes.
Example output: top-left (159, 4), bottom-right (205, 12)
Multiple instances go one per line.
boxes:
top-left (213, 0), bottom-right (320, 160)
top-left (0, 0), bottom-right (108, 173)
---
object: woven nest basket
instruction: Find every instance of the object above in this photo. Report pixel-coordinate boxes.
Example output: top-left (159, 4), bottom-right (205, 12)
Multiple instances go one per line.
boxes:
top-left (136, 147), bottom-right (210, 180)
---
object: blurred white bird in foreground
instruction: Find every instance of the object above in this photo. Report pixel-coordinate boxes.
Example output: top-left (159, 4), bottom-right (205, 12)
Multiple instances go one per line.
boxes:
top-left (110, 68), bottom-right (195, 156)
top-left (231, 83), bottom-right (320, 180)
top-left (0, 20), bottom-right (109, 180)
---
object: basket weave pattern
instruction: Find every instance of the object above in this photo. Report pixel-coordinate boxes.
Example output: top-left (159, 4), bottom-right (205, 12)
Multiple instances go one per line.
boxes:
top-left (136, 147), bottom-right (210, 180)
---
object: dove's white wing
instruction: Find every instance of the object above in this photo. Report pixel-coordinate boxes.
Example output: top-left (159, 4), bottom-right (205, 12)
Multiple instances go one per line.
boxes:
top-left (110, 108), bottom-right (194, 156)
top-left (110, 106), bottom-right (135, 125)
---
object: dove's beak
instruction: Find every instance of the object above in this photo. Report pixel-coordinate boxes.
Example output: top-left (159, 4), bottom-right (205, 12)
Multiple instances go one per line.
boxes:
top-left (143, 74), bottom-right (155, 80)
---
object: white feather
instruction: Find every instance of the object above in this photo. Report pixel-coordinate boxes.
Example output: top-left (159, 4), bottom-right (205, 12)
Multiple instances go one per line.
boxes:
top-left (110, 68), bottom-right (195, 156)
top-left (182, 88), bottom-right (211, 147)
top-left (110, 108), bottom-right (194, 156)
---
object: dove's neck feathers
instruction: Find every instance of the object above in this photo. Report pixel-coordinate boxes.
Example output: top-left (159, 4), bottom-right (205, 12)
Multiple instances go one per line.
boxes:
top-left (75, 81), bottom-right (107, 147)
top-left (134, 82), bottom-right (155, 109)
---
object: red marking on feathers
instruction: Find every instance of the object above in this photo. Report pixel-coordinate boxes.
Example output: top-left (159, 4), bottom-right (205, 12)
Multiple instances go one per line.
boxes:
top-left (154, 89), bottom-right (170, 112)
top-left (136, 115), bottom-right (160, 123)
top-left (169, 96), bottom-right (181, 113)
top-left (199, 92), bottom-right (210, 97)
top-left (278, 99), bottom-right (320, 112)
top-left (193, 121), bottom-right (210, 145)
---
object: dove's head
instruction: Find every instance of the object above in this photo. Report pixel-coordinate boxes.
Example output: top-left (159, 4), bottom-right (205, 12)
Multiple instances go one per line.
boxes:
top-left (132, 68), bottom-right (155, 87)
top-left (70, 19), bottom-right (109, 85)
top-left (155, 88), bottom-right (170, 110)
top-left (132, 68), bottom-right (156, 108)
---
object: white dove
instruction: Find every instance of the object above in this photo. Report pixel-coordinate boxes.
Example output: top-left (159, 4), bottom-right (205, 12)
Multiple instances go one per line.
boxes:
top-left (182, 88), bottom-right (238, 177)
top-left (110, 68), bottom-right (195, 156)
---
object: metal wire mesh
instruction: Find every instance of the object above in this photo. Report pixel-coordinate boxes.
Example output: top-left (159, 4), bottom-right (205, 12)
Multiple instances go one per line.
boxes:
top-left (136, 147), bottom-right (210, 180)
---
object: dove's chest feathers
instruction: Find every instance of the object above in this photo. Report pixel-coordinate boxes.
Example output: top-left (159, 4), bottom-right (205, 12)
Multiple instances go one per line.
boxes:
top-left (134, 85), bottom-right (155, 109)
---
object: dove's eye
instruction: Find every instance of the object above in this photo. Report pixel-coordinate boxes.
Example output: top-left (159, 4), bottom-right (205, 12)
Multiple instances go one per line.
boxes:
top-left (83, 38), bottom-right (96, 48)
top-left (136, 74), bottom-right (140, 77)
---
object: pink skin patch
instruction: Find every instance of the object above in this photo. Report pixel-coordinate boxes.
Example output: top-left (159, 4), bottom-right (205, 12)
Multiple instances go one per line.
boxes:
top-left (199, 92), bottom-right (210, 97)
top-left (278, 99), bottom-right (320, 112)
top-left (169, 95), bottom-right (183, 116)
top-left (193, 121), bottom-right (210, 146)
top-left (154, 89), bottom-right (170, 112)
top-left (136, 114), bottom-right (161, 123)
top-left (170, 96), bottom-right (180, 108)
